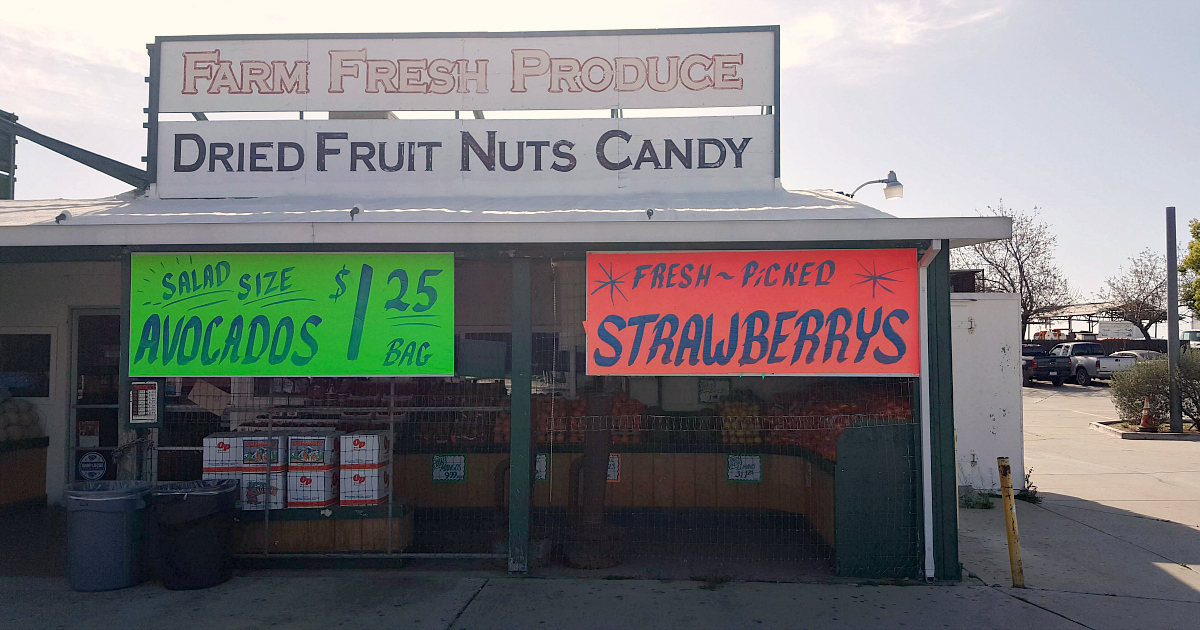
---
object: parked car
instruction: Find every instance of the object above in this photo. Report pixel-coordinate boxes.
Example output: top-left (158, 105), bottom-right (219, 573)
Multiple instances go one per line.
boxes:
top-left (1047, 342), bottom-right (1138, 385)
top-left (1182, 330), bottom-right (1200, 351)
top-left (1021, 344), bottom-right (1069, 386)
top-left (1109, 350), bottom-right (1163, 363)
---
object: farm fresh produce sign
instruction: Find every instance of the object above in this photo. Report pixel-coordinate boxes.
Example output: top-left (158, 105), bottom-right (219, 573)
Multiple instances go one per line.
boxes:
top-left (585, 249), bottom-right (920, 376)
top-left (129, 253), bottom-right (453, 376)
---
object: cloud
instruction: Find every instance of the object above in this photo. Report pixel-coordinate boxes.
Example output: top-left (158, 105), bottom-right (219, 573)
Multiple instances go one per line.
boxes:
top-left (0, 28), bottom-right (144, 123)
top-left (777, 0), bottom-right (1010, 79)
top-left (781, 13), bottom-right (842, 68)
top-left (858, 0), bottom-right (1008, 47)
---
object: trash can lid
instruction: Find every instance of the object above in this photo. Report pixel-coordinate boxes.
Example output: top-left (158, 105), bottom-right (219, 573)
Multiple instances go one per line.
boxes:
top-left (152, 479), bottom-right (239, 496)
top-left (64, 480), bottom-right (153, 500)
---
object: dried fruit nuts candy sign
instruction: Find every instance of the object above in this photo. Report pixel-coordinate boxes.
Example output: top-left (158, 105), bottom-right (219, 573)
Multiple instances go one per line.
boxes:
top-left (129, 252), bottom-right (454, 376)
top-left (584, 249), bottom-right (920, 376)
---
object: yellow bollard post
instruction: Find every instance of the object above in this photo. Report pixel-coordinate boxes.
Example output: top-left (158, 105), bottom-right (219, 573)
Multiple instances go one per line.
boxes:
top-left (997, 457), bottom-right (1025, 587)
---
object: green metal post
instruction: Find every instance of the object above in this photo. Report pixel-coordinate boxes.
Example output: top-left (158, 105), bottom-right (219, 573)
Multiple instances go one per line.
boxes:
top-left (926, 240), bottom-right (960, 580)
top-left (508, 258), bottom-right (532, 572)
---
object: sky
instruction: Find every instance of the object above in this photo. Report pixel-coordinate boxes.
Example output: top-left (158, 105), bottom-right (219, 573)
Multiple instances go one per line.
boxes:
top-left (2, 0), bottom-right (1198, 297)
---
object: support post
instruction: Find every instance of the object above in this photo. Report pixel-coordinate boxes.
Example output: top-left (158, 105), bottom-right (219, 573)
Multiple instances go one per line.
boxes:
top-left (997, 457), bottom-right (1025, 587)
top-left (1168, 207), bottom-right (1183, 433)
top-left (508, 258), bottom-right (532, 572)
top-left (924, 240), bottom-right (960, 580)
top-left (918, 247), bottom-right (936, 580)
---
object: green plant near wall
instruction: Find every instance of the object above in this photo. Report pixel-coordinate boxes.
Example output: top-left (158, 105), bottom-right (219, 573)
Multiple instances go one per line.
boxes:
top-left (1109, 354), bottom-right (1200, 431)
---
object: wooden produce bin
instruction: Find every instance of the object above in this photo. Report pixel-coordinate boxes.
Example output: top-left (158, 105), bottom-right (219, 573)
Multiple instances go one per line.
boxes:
top-left (393, 452), bottom-right (511, 509)
top-left (234, 502), bottom-right (414, 554)
top-left (0, 437), bottom-right (49, 510)
top-left (392, 448), bottom-right (836, 546)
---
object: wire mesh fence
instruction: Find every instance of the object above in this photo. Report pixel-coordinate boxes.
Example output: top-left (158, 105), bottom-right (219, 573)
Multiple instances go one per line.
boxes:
top-left (525, 379), bottom-right (919, 578)
top-left (151, 375), bottom-right (508, 558)
top-left (133, 256), bottom-right (924, 577)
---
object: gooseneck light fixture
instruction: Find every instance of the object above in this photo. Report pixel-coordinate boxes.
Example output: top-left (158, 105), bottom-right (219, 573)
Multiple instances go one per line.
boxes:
top-left (846, 170), bottom-right (904, 200)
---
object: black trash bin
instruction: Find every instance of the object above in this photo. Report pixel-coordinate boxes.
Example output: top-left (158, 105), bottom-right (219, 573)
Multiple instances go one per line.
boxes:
top-left (152, 480), bottom-right (239, 590)
top-left (64, 481), bottom-right (154, 592)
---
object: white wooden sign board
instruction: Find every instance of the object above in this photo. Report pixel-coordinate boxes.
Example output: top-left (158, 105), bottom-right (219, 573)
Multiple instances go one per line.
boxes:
top-left (156, 30), bottom-right (775, 113)
top-left (1096, 321), bottom-right (1141, 340)
top-left (156, 116), bottom-right (774, 199)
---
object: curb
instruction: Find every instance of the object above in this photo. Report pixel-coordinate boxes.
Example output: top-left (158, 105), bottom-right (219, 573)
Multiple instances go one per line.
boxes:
top-left (1089, 420), bottom-right (1200, 441)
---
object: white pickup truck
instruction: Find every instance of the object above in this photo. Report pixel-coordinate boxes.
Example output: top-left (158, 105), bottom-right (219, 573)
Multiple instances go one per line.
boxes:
top-left (1047, 342), bottom-right (1137, 386)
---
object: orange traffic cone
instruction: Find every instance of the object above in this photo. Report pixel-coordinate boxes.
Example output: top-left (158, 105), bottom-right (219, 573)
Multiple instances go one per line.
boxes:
top-left (1139, 396), bottom-right (1157, 432)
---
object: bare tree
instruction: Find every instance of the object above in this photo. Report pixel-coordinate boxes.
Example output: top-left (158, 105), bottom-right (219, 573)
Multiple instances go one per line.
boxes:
top-left (952, 201), bottom-right (1076, 338)
top-left (1096, 249), bottom-right (1166, 340)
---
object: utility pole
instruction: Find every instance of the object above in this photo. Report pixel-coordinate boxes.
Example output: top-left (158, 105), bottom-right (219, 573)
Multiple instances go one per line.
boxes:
top-left (1167, 207), bottom-right (1183, 433)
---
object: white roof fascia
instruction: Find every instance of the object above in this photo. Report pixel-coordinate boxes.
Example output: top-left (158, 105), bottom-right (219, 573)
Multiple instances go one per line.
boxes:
top-left (0, 216), bottom-right (1011, 249)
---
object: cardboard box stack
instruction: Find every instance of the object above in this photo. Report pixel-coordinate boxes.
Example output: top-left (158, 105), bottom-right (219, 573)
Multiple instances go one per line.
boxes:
top-left (340, 430), bottom-right (391, 506)
top-left (201, 431), bottom-right (243, 508)
top-left (241, 432), bottom-right (287, 510)
top-left (287, 430), bottom-right (342, 508)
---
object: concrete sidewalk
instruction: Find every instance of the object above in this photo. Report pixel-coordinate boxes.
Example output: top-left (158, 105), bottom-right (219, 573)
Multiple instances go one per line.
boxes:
top-left (957, 382), bottom-right (1200, 629)
top-left (0, 571), bottom-right (1089, 630)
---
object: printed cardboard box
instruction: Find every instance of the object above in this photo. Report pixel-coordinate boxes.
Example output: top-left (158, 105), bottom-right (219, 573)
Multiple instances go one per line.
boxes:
top-left (288, 430), bottom-right (341, 469)
top-left (340, 430), bottom-right (391, 466)
top-left (241, 433), bottom-right (287, 473)
top-left (241, 471), bottom-right (285, 510)
top-left (287, 431), bottom-right (341, 508)
top-left (202, 432), bottom-right (242, 474)
top-left (339, 466), bottom-right (391, 506)
top-left (288, 469), bottom-right (338, 508)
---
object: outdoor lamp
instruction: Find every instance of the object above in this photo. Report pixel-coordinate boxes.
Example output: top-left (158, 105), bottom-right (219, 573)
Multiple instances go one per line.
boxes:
top-left (882, 171), bottom-right (904, 200)
top-left (846, 171), bottom-right (904, 200)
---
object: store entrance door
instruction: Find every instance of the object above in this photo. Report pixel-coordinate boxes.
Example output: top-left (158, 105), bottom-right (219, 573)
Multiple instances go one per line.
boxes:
top-left (70, 310), bottom-right (121, 482)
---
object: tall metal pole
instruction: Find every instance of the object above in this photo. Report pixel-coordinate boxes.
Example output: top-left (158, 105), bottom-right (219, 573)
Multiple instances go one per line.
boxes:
top-left (508, 258), bottom-right (532, 572)
top-left (1167, 207), bottom-right (1183, 433)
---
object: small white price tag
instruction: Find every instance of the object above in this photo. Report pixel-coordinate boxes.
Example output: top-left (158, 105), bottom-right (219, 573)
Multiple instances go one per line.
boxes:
top-left (607, 454), bottom-right (620, 483)
top-left (726, 454), bottom-right (762, 483)
top-left (432, 454), bottom-right (466, 483)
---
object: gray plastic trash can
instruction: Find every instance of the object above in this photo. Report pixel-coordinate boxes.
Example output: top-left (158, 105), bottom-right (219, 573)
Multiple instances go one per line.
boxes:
top-left (65, 481), bottom-right (153, 591)
top-left (152, 480), bottom-right (238, 590)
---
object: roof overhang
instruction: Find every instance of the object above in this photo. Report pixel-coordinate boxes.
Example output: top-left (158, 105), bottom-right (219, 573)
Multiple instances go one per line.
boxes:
top-left (0, 189), bottom-right (1012, 251)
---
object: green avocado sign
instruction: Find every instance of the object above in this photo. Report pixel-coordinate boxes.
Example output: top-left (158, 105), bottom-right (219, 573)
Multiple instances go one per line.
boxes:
top-left (129, 253), bottom-right (454, 376)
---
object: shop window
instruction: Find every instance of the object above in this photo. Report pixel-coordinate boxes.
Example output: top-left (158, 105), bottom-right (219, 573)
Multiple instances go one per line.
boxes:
top-left (0, 334), bottom-right (51, 397)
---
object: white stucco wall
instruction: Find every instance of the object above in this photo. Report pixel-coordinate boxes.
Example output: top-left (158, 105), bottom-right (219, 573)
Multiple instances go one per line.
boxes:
top-left (951, 292), bottom-right (1024, 492)
top-left (0, 261), bottom-right (123, 504)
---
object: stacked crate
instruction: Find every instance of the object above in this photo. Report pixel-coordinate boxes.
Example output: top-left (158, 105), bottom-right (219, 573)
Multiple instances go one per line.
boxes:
top-left (241, 432), bottom-right (287, 510)
top-left (340, 430), bottom-right (391, 506)
top-left (201, 431), bottom-right (243, 508)
top-left (288, 430), bottom-right (342, 508)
